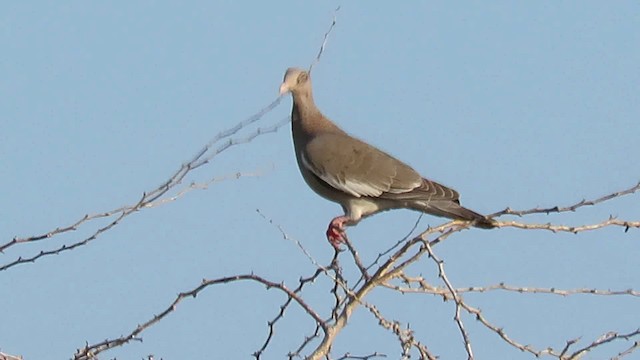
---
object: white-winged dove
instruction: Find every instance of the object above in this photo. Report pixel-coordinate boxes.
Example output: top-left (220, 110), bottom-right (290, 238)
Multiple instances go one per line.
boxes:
top-left (279, 67), bottom-right (495, 249)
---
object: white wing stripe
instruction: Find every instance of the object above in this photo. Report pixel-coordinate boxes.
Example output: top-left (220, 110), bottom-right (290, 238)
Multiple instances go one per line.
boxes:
top-left (301, 151), bottom-right (384, 198)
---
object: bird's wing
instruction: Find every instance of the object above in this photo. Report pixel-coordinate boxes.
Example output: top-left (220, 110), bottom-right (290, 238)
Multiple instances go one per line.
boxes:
top-left (301, 133), bottom-right (458, 201)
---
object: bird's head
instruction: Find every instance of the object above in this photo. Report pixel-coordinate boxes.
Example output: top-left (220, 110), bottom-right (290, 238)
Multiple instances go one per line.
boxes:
top-left (279, 67), bottom-right (311, 96)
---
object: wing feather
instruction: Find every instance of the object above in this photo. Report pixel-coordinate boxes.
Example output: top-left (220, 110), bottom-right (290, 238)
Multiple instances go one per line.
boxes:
top-left (301, 133), bottom-right (424, 198)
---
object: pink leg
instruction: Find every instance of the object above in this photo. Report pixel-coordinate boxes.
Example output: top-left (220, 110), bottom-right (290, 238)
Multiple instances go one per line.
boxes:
top-left (326, 216), bottom-right (350, 249)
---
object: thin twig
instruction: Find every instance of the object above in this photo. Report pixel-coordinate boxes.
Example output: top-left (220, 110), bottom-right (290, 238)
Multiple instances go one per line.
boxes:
top-left (423, 242), bottom-right (474, 360)
top-left (490, 181), bottom-right (640, 218)
top-left (1, 118), bottom-right (289, 272)
top-left (308, 6), bottom-right (341, 74)
top-left (495, 217), bottom-right (639, 234)
top-left (392, 277), bottom-right (640, 298)
top-left (0, 352), bottom-right (23, 360)
top-left (365, 304), bottom-right (437, 360)
top-left (568, 328), bottom-right (640, 359)
top-left (287, 324), bottom-right (322, 360)
top-left (74, 274), bottom-right (326, 360)
top-left (344, 236), bottom-right (370, 281)
top-left (335, 352), bottom-right (387, 360)
top-left (253, 267), bottom-right (325, 359)
top-left (612, 340), bottom-right (640, 360)
top-left (2, 101), bottom-right (283, 254)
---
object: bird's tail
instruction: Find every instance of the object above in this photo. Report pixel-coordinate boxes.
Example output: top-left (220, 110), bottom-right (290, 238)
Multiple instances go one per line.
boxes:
top-left (414, 200), bottom-right (497, 229)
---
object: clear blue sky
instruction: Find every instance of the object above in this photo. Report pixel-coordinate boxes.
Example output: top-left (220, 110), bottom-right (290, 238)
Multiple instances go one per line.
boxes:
top-left (1, 2), bottom-right (639, 359)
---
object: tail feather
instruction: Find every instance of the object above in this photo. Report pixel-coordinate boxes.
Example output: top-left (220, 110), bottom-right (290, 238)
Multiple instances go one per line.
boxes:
top-left (413, 200), bottom-right (497, 229)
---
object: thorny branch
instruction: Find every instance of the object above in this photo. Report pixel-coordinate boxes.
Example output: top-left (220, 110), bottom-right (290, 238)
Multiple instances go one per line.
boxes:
top-left (496, 217), bottom-right (639, 234)
top-left (392, 276), bottom-right (640, 298)
top-left (288, 325), bottom-right (323, 360)
top-left (278, 181), bottom-right (639, 360)
top-left (365, 304), bottom-right (437, 360)
top-left (490, 181), bottom-right (640, 218)
top-left (0, 352), bottom-right (22, 360)
top-left (2, 4), bottom-right (346, 270)
top-left (74, 274), bottom-right (326, 360)
top-left (423, 242), bottom-right (474, 360)
top-left (1, 113), bottom-right (289, 271)
top-left (309, 6), bottom-right (341, 74)
top-left (253, 266), bottom-right (325, 359)
top-left (567, 328), bottom-right (640, 360)
top-left (613, 340), bottom-right (640, 360)
top-left (74, 11), bottom-right (346, 360)
top-left (63, 100), bottom-right (636, 360)
top-left (335, 352), bottom-right (387, 360)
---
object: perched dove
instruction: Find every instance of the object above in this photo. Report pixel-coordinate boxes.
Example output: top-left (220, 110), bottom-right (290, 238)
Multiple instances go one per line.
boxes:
top-left (279, 67), bottom-right (495, 249)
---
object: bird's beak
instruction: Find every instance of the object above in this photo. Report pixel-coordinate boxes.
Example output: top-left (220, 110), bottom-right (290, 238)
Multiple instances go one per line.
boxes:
top-left (279, 83), bottom-right (289, 95)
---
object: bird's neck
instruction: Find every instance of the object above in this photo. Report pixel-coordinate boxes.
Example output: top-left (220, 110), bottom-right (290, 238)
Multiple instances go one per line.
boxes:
top-left (291, 91), bottom-right (321, 121)
top-left (291, 90), bottom-right (342, 134)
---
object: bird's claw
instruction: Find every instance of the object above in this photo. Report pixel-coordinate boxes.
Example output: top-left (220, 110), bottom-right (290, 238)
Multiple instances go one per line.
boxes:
top-left (326, 225), bottom-right (346, 251)
top-left (326, 216), bottom-right (351, 251)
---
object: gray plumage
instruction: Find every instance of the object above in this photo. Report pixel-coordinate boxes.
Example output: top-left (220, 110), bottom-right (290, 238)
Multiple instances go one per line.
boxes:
top-left (279, 67), bottom-right (495, 247)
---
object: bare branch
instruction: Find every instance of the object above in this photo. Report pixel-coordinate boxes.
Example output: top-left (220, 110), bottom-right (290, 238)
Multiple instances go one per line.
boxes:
top-left (568, 328), bottom-right (640, 359)
top-left (358, 214), bottom-right (424, 287)
top-left (252, 180), bottom-right (640, 359)
top-left (306, 265), bottom-right (388, 359)
top-left (144, 166), bottom-right (273, 209)
top-left (365, 304), bottom-right (437, 360)
top-left (3, 102), bottom-right (284, 253)
top-left (2, 117), bottom-right (289, 272)
top-left (304, 224), bottom-right (467, 359)
top-left (287, 324), bottom-right (322, 360)
top-left (456, 283), bottom-right (640, 298)
top-left (335, 352), bottom-right (387, 360)
top-left (74, 274), bottom-right (325, 360)
top-left (495, 217), bottom-right (639, 234)
top-left (490, 181), bottom-right (640, 218)
top-left (256, 208), bottom-right (327, 271)
top-left (559, 338), bottom-right (581, 359)
top-left (308, 6), bottom-right (341, 74)
top-left (1, 193), bottom-right (145, 272)
top-left (423, 242), bottom-right (474, 360)
top-left (0, 352), bottom-right (23, 360)
top-left (390, 269), bottom-right (640, 358)
top-left (392, 276), bottom-right (640, 298)
top-left (461, 299), bottom-right (560, 357)
top-left (344, 235), bottom-right (370, 281)
top-left (612, 340), bottom-right (640, 360)
top-left (253, 266), bottom-right (326, 359)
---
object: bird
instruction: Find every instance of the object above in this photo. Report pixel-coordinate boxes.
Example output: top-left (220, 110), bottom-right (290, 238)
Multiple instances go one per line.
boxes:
top-left (279, 67), bottom-right (496, 249)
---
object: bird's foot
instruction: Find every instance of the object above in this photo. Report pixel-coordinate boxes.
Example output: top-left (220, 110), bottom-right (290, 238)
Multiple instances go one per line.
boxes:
top-left (326, 226), bottom-right (346, 250)
top-left (326, 216), bottom-right (349, 250)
